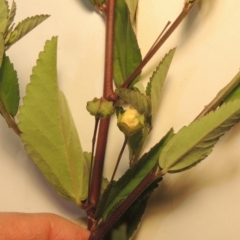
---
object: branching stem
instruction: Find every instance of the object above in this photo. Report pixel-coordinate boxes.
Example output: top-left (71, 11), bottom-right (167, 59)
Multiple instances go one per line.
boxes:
top-left (89, 168), bottom-right (164, 240)
top-left (87, 0), bottom-right (200, 232)
top-left (120, 2), bottom-right (199, 89)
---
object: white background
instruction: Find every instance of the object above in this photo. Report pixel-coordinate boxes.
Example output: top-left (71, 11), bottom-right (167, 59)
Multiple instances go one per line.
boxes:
top-left (1, 0), bottom-right (240, 239)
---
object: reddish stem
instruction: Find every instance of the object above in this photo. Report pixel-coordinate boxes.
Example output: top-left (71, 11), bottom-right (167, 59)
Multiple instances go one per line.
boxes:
top-left (103, 0), bottom-right (118, 101)
top-left (120, 3), bottom-right (192, 89)
top-left (87, 0), bottom-right (199, 232)
top-left (88, 0), bottom-right (117, 224)
top-left (89, 117), bottom-right (110, 207)
top-left (89, 168), bottom-right (163, 240)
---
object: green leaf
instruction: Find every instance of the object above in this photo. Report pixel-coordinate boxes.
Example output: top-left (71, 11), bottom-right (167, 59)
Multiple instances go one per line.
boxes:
top-left (18, 37), bottom-right (88, 205)
top-left (0, 54), bottom-right (19, 116)
top-left (146, 48), bottom-right (176, 121)
top-left (159, 97), bottom-right (240, 173)
top-left (109, 178), bottom-right (161, 240)
top-left (5, 15), bottom-right (50, 48)
top-left (113, 0), bottom-right (142, 88)
top-left (218, 71), bottom-right (240, 104)
top-left (133, 81), bottom-right (145, 94)
top-left (96, 129), bottom-right (174, 220)
top-left (125, 0), bottom-right (138, 25)
top-left (0, 0), bottom-right (8, 33)
top-left (6, 0), bottom-right (16, 33)
top-left (4, 1), bottom-right (17, 45)
top-left (116, 88), bottom-right (151, 117)
top-left (195, 71), bottom-right (240, 119)
top-left (128, 124), bottom-right (149, 165)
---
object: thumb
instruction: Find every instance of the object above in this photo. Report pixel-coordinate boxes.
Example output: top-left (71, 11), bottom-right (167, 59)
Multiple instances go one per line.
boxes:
top-left (0, 212), bottom-right (90, 240)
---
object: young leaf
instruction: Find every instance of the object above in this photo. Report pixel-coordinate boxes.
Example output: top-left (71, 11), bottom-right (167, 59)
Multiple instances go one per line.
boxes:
top-left (18, 37), bottom-right (88, 205)
top-left (96, 129), bottom-right (174, 220)
top-left (6, 0), bottom-right (16, 33)
top-left (113, 0), bottom-right (142, 88)
top-left (0, 54), bottom-right (19, 116)
top-left (0, 0), bottom-right (8, 33)
top-left (115, 88), bottom-right (151, 117)
top-left (5, 15), bottom-right (50, 48)
top-left (146, 48), bottom-right (176, 121)
top-left (159, 97), bottom-right (240, 173)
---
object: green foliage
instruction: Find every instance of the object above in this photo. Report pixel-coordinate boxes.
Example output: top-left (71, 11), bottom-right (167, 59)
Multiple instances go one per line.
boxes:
top-left (0, 0), bottom-right (49, 51)
top-left (6, 0), bottom-right (16, 32)
top-left (116, 88), bottom-right (151, 117)
top-left (146, 48), bottom-right (176, 121)
top-left (108, 178), bottom-right (161, 240)
top-left (18, 37), bottom-right (89, 205)
top-left (0, 0), bottom-right (8, 33)
top-left (113, 0), bottom-right (142, 87)
top-left (127, 125), bottom-right (148, 164)
top-left (159, 97), bottom-right (240, 173)
top-left (5, 15), bottom-right (50, 49)
top-left (0, 54), bottom-right (19, 116)
top-left (3, 1), bottom-right (240, 239)
top-left (96, 129), bottom-right (174, 220)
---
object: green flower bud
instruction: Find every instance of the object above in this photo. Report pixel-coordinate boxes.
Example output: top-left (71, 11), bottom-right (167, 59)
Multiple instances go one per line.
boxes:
top-left (117, 109), bottom-right (145, 136)
top-left (86, 97), bottom-right (114, 118)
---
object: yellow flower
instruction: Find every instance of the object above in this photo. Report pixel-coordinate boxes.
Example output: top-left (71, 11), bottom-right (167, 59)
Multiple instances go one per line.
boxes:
top-left (118, 108), bottom-right (144, 136)
top-left (120, 109), bottom-right (139, 128)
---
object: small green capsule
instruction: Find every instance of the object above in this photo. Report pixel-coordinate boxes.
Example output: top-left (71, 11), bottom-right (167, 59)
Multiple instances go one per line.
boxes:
top-left (86, 97), bottom-right (114, 118)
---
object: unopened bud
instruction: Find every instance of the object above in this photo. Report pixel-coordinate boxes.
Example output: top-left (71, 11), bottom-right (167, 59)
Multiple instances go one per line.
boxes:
top-left (86, 97), bottom-right (114, 118)
top-left (117, 109), bottom-right (144, 136)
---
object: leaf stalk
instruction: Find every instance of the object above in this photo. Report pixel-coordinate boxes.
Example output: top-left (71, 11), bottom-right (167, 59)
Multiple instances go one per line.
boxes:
top-left (0, 98), bottom-right (21, 136)
top-left (120, 2), bottom-right (199, 89)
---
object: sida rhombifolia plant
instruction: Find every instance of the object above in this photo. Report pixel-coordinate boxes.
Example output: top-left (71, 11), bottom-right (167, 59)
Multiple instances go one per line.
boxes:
top-left (1, 0), bottom-right (240, 239)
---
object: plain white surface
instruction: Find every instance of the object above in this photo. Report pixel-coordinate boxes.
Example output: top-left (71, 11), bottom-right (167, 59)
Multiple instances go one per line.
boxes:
top-left (1, 0), bottom-right (240, 239)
